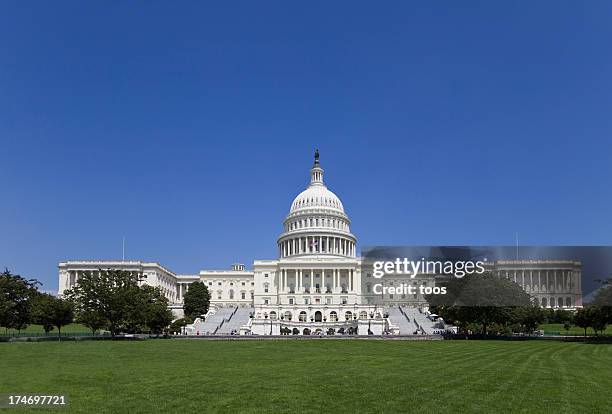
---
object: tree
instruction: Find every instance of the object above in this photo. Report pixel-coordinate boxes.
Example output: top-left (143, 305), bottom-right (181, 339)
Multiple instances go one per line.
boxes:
top-left (65, 269), bottom-right (143, 337)
top-left (169, 317), bottom-right (193, 335)
top-left (427, 272), bottom-right (532, 335)
top-left (141, 285), bottom-right (173, 335)
top-left (589, 306), bottom-right (608, 335)
top-left (76, 309), bottom-right (107, 336)
top-left (514, 305), bottom-right (545, 334)
top-left (563, 321), bottom-right (572, 335)
top-left (591, 284), bottom-right (612, 325)
top-left (183, 282), bottom-right (210, 320)
top-left (50, 298), bottom-right (74, 339)
top-left (0, 269), bottom-right (40, 335)
top-left (31, 293), bottom-right (56, 334)
top-left (573, 307), bottom-right (592, 337)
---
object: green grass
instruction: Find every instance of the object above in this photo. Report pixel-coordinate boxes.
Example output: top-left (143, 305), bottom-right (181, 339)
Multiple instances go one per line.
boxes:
top-left (539, 323), bottom-right (612, 336)
top-left (0, 324), bottom-right (95, 336)
top-left (1, 340), bottom-right (611, 413)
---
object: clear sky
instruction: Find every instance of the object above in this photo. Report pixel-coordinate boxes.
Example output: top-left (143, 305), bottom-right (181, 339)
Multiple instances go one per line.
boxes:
top-left (1, 2), bottom-right (611, 291)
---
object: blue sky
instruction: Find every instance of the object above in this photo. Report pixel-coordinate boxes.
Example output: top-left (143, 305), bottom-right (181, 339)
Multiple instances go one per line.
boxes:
top-left (1, 2), bottom-right (611, 290)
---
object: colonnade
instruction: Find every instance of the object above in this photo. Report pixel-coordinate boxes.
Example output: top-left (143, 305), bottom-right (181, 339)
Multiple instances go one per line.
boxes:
top-left (278, 268), bottom-right (356, 294)
top-left (498, 269), bottom-right (580, 294)
top-left (279, 235), bottom-right (355, 257)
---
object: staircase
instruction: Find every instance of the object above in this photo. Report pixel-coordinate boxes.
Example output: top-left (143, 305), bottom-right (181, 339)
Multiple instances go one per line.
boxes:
top-left (401, 307), bottom-right (438, 334)
top-left (385, 307), bottom-right (414, 335)
top-left (198, 307), bottom-right (235, 334)
top-left (216, 307), bottom-right (253, 335)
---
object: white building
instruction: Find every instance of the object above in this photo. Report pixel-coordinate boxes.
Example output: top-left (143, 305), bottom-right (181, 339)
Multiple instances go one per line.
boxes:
top-left (58, 151), bottom-right (582, 335)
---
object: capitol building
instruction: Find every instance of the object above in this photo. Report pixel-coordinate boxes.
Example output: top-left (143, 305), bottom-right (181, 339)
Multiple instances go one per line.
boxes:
top-left (58, 151), bottom-right (583, 335)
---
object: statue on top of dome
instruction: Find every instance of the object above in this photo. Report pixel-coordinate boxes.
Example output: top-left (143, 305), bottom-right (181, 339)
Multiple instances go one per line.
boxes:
top-left (314, 148), bottom-right (320, 166)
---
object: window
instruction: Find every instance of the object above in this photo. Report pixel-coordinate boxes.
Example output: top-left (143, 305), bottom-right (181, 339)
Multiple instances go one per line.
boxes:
top-left (289, 298), bottom-right (294, 305)
top-left (329, 311), bottom-right (338, 322)
top-left (265, 273), bottom-right (269, 278)
top-left (241, 292), bottom-right (246, 300)
top-left (345, 311), bottom-right (353, 321)
top-left (269, 311), bottom-right (277, 320)
top-left (218, 282), bottom-right (222, 286)
top-left (299, 311), bottom-right (307, 322)
top-left (359, 311), bottom-right (368, 320)
top-left (264, 283), bottom-right (269, 293)
top-left (229, 290), bottom-right (234, 299)
top-left (284, 311), bottom-right (292, 321)
top-left (304, 298), bottom-right (309, 305)
top-left (264, 299), bottom-right (269, 304)
top-left (242, 282), bottom-right (245, 286)
top-left (326, 297), bottom-right (332, 305)
top-left (208, 282), bottom-right (212, 286)
top-left (341, 297), bottom-right (348, 305)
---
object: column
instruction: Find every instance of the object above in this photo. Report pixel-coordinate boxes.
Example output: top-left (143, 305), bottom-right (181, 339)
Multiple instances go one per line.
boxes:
top-left (311, 269), bottom-right (314, 292)
top-left (333, 269), bottom-right (337, 292)
top-left (322, 269), bottom-right (326, 292)
top-left (350, 269), bottom-right (353, 291)
top-left (319, 236), bottom-right (322, 253)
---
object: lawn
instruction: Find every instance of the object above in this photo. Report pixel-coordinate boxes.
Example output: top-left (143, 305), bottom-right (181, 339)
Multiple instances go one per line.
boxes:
top-left (539, 323), bottom-right (612, 336)
top-left (0, 324), bottom-right (94, 336)
top-left (0, 339), bottom-right (610, 413)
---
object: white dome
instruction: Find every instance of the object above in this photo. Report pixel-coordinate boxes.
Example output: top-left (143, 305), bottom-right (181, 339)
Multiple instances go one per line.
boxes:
top-left (277, 150), bottom-right (356, 259)
top-left (290, 185), bottom-right (344, 214)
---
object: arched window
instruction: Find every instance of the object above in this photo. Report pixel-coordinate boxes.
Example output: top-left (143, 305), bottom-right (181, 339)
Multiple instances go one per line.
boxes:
top-left (329, 311), bottom-right (337, 322)
top-left (269, 311), bottom-right (277, 320)
top-left (359, 311), bottom-right (368, 320)
top-left (541, 297), bottom-right (547, 307)
top-left (345, 311), bottom-right (352, 321)
top-left (557, 297), bottom-right (563, 308)
top-left (299, 311), bottom-right (307, 322)
top-left (284, 311), bottom-right (292, 321)
top-left (566, 297), bottom-right (572, 307)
